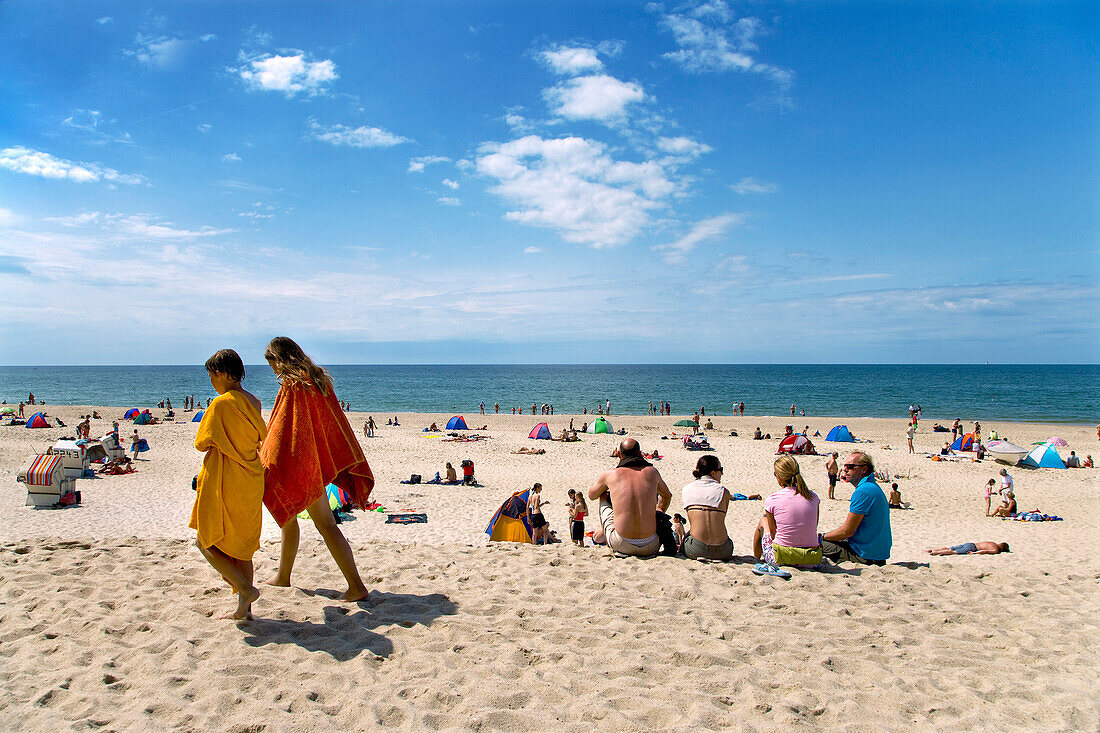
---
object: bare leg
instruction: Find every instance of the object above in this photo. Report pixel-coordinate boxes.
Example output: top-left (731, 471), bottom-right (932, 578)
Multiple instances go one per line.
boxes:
top-left (927, 547), bottom-right (952, 555)
top-left (984, 497), bottom-right (990, 516)
top-left (266, 516), bottom-right (300, 587)
top-left (306, 495), bottom-right (369, 601)
top-left (752, 518), bottom-right (765, 560)
top-left (197, 541), bottom-right (260, 620)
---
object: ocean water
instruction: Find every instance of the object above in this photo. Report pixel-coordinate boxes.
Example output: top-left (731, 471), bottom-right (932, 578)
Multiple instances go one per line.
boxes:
top-left (0, 364), bottom-right (1095, 424)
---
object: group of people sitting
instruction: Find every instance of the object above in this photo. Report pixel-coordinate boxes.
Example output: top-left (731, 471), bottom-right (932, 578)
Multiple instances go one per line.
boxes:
top-left (580, 439), bottom-right (894, 568)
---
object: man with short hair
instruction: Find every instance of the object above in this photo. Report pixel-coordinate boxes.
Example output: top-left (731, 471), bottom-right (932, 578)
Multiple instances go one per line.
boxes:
top-left (820, 451), bottom-right (891, 566)
top-left (589, 439), bottom-right (672, 557)
top-left (1065, 451), bottom-right (1080, 468)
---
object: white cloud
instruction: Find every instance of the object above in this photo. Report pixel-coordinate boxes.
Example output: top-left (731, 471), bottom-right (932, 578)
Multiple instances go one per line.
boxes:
top-left (96, 16), bottom-right (113, 25)
top-left (437, 197), bottom-right (461, 206)
top-left (197, 123), bottom-right (212, 133)
top-left (544, 75), bottom-right (646, 121)
top-left (0, 147), bottom-right (147, 185)
top-left (523, 246), bottom-right (542, 254)
top-left (408, 155), bottom-right (450, 173)
top-left (657, 136), bottom-right (712, 159)
top-left (476, 135), bottom-right (675, 248)
top-left (61, 109), bottom-right (133, 145)
top-left (442, 178), bottom-right (459, 190)
top-left (200, 33), bottom-right (216, 42)
top-left (731, 176), bottom-right (778, 194)
top-left (0, 208), bottom-right (21, 227)
top-left (539, 46), bottom-right (603, 75)
top-left (49, 212), bottom-right (235, 239)
top-left (222, 153), bottom-right (241, 162)
top-left (235, 52), bottom-right (337, 96)
top-left (658, 2), bottom-right (793, 95)
top-left (307, 120), bottom-right (409, 148)
top-left (127, 34), bottom-right (211, 71)
top-left (653, 212), bottom-right (744, 263)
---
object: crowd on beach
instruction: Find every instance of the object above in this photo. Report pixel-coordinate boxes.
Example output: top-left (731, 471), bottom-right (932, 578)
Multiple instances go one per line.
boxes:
top-left (10, 368), bottom-right (1096, 622)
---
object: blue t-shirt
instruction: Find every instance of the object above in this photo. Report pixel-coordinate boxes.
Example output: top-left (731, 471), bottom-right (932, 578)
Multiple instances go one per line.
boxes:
top-left (847, 476), bottom-right (892, 561)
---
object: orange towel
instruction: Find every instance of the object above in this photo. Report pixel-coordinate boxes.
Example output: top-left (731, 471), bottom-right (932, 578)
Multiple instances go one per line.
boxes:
top-left (260, 382), bottom-right (374, 527)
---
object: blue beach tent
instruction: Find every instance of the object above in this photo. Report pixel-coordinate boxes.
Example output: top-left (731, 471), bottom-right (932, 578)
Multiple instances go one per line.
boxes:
top-left (1022, 444), bottom-right (1066, 469)
top-left (528, 422), bottom-right (552, 439)
top-left (446, 415), bottom-right (469, 430)
top-left (24, 412), bottom-right (50, 429)
top-left (191, 411), bottom-right (204, 422)
top-left (825, 425), bottom-right (855, 442)
top-left (951, 433), bottom-right (976, 451)
top-left (485, 489), bottom-right (534, 543)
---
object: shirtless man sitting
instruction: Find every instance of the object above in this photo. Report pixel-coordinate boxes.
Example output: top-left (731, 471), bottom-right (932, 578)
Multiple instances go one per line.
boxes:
top-left (588, 439), bottom-right (672, 557)
top-left (927, 541), bottom-right (1009, 555)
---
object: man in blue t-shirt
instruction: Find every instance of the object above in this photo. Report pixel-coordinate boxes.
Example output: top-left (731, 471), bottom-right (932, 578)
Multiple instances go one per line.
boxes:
top-left (820, 451), bottom-right (892, 566)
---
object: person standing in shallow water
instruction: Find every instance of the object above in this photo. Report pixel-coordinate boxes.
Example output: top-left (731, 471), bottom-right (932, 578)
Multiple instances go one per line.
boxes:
top-left (260, 337), bottom-right (375, 602)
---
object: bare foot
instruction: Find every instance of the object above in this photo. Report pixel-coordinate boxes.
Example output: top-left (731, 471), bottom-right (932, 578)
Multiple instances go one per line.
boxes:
top-left (337, 586), bottom-right (370, 602)
top-left (264, 575), bottom-right (291, 587)
top-left (221, 585), bottom-right (260, 620)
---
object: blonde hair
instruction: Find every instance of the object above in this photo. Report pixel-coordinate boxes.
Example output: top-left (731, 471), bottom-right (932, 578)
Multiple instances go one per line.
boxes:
top-left (773, 455), bottom-right (813, 501)
top-left (848, 450), bottom-right (875, 473)
top-left (264, 336), bottom-right (332, 393)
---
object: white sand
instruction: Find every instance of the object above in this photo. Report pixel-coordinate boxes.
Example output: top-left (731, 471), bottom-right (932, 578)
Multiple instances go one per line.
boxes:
top-left (1, 406), bottom-right (1098, 731)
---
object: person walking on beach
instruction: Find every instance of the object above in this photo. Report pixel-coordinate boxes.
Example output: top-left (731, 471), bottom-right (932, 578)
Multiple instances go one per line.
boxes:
top-left (906, 422), bottom-right (916, 454)
top-left (260, 337), bottom-right (374, 602)
top-left (825, 452), bottom-right (839, 500)
top-left (588, 439), bottom-right (672, 557)
top-left (190, 349), bottom-right (266, 620)
top-left (820, 451), bottom-right (891, 566)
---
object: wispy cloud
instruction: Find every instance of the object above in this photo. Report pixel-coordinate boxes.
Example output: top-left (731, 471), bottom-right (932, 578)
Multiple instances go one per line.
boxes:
top-left (544, 74), bottom-right (646, 122)
top-left (437, 197), bottom-right (461, 206)
top-left (222, 153), bottom-right (241, 162)
top-left (96, 16), bottom-right (113, 25)
top-left (0, 208), bottom-right (21, 227)
top-left (50, 212), bottom-right (235, 239)
top-left (731, 176), bottom-right (778, 194)
top-left (307, 120), bottom-right (409, 148)
top-left (653, 212), bottom-right (745, 263)
top-left (656, 136), bottom-right (712, 159)
top-left (234, 51), bottom-right (337, 96)
top-left (61, 109), bottom-right (133, 145)
top-left (0, 147), bottom-right (147, 185)
top-left (476, 135), bottom-right (675, 248)
top-left (538, 45), bottom-right (603, 75)
top-left (408, 155), bottom-right (450, 173)
top-left (523, 246), bottom-right (542, 254)
top-left (657, 1), bottom-right (792, 102)
top-left (127, 33), bottom-right (215, 71)
top-left (442, 178), bottom-right (459, 190)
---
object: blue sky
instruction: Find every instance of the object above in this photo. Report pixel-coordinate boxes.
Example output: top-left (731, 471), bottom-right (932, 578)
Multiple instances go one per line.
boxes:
top-left (1, 1), bottom-right (1096, 365)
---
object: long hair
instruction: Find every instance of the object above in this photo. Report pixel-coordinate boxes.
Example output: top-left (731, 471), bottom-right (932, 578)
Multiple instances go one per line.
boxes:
top-left (692, 454), bottom-right (722, 479)
top-left (263, 337), bottom-right (332, 393)
top-left (773, 455), bottom-right (813, 501)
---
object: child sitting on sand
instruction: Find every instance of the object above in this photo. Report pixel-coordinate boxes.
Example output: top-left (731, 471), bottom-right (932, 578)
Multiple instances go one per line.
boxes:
top-left (189, 349), bottom-right (266, 620)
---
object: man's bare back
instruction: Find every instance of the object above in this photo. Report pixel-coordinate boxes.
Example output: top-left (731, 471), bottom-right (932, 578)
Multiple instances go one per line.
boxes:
top-left (589, 440), bottom-right (671, 540)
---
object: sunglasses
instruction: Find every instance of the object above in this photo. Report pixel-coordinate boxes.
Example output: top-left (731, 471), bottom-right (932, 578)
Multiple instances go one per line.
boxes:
top-left (842, 463), bottom-right (865, 469)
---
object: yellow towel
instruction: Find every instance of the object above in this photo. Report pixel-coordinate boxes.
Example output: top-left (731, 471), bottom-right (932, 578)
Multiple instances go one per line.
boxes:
top-left (189, 390), bottom-right (267, 561)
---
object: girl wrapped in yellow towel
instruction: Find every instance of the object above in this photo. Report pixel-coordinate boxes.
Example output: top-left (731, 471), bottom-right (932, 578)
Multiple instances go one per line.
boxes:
top-left (190, 349), bottom-right (267, 620)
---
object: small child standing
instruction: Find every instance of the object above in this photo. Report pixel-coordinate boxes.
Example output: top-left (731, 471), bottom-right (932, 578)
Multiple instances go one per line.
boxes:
top-left (189, 349), bottom-right (267, 620)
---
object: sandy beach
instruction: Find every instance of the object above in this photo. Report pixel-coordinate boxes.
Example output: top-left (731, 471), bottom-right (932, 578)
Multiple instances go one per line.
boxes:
top-left (2, 406), bottom-right (1098, 731)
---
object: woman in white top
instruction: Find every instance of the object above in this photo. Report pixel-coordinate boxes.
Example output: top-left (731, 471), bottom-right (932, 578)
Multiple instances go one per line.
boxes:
top-left (680, 454), bottom-right (733, 560)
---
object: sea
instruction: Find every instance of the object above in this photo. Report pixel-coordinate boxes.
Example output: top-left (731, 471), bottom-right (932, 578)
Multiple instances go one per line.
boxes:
top-left (0, 364), bottom-right (1095, 424)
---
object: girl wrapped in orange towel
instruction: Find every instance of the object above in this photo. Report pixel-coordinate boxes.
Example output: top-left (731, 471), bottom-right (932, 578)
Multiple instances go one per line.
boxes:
top-left (260, 337), bottom-right (374, 601)
top-left (190, 349), bottom-right (266, 620)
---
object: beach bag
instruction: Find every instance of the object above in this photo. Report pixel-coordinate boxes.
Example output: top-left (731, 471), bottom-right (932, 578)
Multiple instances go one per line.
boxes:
top-left (773, 544), bottom-right (823, 566)
top-left (655, 511), bottom-right (678, 556)
top-left (408, 474), bottom-right (421, 484)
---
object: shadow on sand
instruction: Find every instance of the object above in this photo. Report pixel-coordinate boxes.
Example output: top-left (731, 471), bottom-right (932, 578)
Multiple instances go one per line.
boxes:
top-left (241, 591), bottom-right (457, 661)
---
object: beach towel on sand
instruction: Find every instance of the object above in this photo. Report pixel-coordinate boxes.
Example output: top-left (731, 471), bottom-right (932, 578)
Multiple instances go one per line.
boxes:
top-left (189, 391), bottom-right (267, 561)
top-left (260, 382), bottom-right (374, 527)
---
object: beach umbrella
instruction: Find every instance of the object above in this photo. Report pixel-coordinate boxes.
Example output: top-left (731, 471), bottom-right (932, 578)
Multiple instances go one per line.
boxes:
top-left (1033, 437), bottom-right (1069, 448)
top-left (674, 419), bottom-right (697, 427)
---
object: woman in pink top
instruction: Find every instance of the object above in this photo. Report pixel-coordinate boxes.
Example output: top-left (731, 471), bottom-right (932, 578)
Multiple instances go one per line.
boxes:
top-left (752, 455), bottom-right (822, 566)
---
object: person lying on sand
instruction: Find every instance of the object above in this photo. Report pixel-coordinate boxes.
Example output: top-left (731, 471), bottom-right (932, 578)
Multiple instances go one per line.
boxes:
top-left (514, 447), bottom-right (546, 455)
top-left (927, 541), bottom-right (1009, 555)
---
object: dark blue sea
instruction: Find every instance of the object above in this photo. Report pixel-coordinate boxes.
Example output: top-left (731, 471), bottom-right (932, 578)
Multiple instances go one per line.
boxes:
top-left (0, 365), bottom-right (1095, 424)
